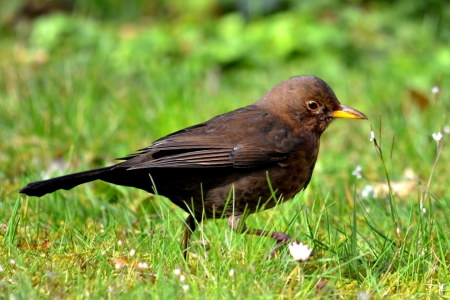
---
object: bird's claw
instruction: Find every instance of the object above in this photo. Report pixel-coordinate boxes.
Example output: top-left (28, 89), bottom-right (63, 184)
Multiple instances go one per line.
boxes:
top-left (267, 232), bottom-right (291, 258)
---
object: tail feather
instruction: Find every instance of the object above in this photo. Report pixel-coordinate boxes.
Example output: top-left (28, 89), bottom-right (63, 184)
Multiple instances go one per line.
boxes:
top-left (20, 166), bottom-right (113, 197)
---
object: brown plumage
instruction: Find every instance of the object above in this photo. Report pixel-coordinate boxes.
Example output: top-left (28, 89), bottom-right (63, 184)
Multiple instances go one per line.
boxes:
top-left (20, 75), bottom-right (367, 259)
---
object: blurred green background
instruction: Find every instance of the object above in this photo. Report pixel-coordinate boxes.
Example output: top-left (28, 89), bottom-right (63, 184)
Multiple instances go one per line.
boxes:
top-left (1, 0), bottom-right (450, 298)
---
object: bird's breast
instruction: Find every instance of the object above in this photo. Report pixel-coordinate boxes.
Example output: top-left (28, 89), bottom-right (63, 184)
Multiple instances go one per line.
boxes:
top-left (270, 150), bottom-right (318, 200)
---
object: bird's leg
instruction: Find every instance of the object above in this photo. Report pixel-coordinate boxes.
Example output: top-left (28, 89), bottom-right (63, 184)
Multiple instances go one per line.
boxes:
top-left (227, 215), bottom-right (291, 257)
top-left (182, 215), bottom-right (197, 261)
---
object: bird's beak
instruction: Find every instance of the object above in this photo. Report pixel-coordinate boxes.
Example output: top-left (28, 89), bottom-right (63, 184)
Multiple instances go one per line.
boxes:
top-left (332, 105), bottom-right (368, 120)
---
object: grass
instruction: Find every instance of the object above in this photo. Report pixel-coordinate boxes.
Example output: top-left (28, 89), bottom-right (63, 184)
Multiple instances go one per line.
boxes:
top-left (1, 3), bottom-right (450, 299)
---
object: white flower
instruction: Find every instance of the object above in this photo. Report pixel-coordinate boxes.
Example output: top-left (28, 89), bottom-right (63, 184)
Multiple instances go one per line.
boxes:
top-left (129, 249), bottom-right (136, 256)
top-left (182, 285), bottom-right (189, 291)
top-left (357, 291), bottom-right (372, 300)
top-left (288, 241), bottom-right (313, 262)
top-left (174, 268), bottom-right (181, 276)
top-left (352, 165), bottom-right (363, 179)
top-left (137, 262), bottom-right (148, 269)
top-left (180, 275), bottom-right (186, 282)
top-left (229, 269), bottom-right (235, 277)
top-left (10, 259), bottom-right (16, 265)
top-left (370, 131), bottom-right (375, 142)
top-left (444, 125), bottom-right (450, 135)
top-left (432, 132), bottom-right (443, 142)
top-left (361, 185), bottom-right (378, 199)
top-left (431, 86), bottom-right (440, 94)
top-left (46, 271), bottom-right (55, 279)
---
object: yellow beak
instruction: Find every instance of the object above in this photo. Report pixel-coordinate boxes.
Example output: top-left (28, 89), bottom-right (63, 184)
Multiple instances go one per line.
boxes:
top-left (332, 105), bottom-right (367, 120)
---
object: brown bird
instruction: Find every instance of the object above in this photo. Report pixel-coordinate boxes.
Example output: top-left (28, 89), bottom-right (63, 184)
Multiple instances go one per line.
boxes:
top-left (20, 75), bottom-right (367, 259)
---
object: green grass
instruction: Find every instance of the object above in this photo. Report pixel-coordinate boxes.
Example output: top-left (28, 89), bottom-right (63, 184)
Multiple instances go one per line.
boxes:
top-left (1, 2), bottom-right (450, 299)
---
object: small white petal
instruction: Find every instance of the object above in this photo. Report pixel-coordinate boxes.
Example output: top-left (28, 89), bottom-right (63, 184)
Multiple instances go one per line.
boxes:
top-left (431, 86), bottom-right (440, 94)
top-left (180, 275), bottom-right (186, 282)
top-left (352, 165), bottom-right (363, 179)
top-left (444, 125), bottom-right (450, 135)
top-left (46, 271), bottom-right (55, 279)
top-left (361, 185), bottom-right (375, 199)
top-left (229, 269), bottom-right (235, 277)
top-left (182, 285), bottom-right (189, 291)
top-left (115, 263), bottom-right (123, 270)
top-left (422, 207), bottom-right (427, 214)
top-left (357, 291), bottom-right (372, 300)
top-left (129, 249), bottom-right (136, 256)
top-left (137, 262), bottom-right (148, 269)
top-left (10, 259), bottom-right (16, 265)
top-left (288, 241), bottom-right (313, 261)
top-left (117, 240), bottom-right (123, 246)
top-left (174, 268), bottom-right (181, 276)
top-left (432, 132), bottom-right (443, 141)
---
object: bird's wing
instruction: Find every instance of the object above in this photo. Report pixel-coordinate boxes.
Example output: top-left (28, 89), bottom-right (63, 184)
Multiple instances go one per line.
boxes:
top-left (115, 106), bottom-right (303, 170)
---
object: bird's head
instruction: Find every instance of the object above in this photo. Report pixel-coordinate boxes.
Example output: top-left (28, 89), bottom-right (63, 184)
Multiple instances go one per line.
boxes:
top-left (256, 75), bottom-right (367, 135)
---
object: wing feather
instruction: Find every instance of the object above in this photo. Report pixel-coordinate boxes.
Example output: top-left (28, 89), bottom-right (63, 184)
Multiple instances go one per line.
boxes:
top-left (128, 149), bottom-right (233, 169)
top-left (116, 106), bottom-right (301, 170)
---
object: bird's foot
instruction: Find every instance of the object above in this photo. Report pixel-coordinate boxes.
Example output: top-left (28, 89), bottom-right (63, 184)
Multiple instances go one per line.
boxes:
top-left (267, 232), bottom-right (291, 258)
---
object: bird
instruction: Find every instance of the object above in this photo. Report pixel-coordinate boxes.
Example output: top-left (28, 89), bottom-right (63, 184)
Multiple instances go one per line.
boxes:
top-left (20, 75), bottom-right (367, 260)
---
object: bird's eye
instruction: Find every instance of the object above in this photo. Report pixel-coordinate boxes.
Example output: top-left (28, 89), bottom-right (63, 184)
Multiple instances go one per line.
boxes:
top-left (307, 101), bottom-right (319, 110)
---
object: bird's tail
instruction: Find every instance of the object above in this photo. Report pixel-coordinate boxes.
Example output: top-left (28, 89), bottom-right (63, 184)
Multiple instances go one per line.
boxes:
top-left (19, 166), bottom-right (114, 197)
